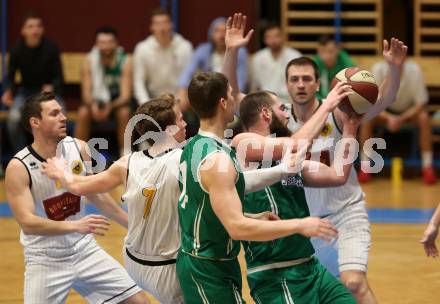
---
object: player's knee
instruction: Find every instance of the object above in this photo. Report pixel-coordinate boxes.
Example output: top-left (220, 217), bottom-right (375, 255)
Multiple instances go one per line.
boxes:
top-left (417, 110), bottom-right (430, 125)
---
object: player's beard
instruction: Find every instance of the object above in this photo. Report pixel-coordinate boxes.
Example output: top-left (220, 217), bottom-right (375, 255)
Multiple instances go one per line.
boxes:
top-left (269, 114), bottom-right (291, 137)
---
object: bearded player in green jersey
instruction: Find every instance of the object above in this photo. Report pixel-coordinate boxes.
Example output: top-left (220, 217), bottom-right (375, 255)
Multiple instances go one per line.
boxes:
top-left (232, 91), bottom-right (359, 304)
top-left (176, 14), bottom-right (341, 303)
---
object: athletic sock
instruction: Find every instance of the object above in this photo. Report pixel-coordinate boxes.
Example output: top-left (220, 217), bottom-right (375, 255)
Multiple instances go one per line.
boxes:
top-left (422, 151), bottom-right (433, 168)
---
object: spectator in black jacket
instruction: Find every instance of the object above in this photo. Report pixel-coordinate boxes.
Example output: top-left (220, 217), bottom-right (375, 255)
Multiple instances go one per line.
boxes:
top-left (1, 12), bottom-right (63, 152)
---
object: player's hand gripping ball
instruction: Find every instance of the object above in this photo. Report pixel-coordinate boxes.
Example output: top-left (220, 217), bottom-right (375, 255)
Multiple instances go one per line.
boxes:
top-left (331, 67), bottom-right (378, 115)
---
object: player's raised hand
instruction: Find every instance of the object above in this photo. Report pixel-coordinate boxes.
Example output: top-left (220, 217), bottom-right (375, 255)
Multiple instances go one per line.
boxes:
top-left (74, 214), bottom-right (110, 236)
top-left (225, 12), bottom-right (254, 49)
top-left (323, 81), bottom-right (353, 112)
top-left (383, 37), bottom-right (408, 69)
top-left (41, 157), bottom-right (69, 181)
top-left (298, 217), bottom-right (338, 242)
top-left (420, 223), bottom-right (439, 258)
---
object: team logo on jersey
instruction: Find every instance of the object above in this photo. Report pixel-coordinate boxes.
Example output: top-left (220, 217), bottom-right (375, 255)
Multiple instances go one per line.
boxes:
top-left (71, 160), bottom-right (83, 175)
top-left (43, 192), bottom-right (81, 221)
top-left (320, 123), bottom-right (333, 137)
top-left (55, 180), bottom-right (62, 189)
top-left (29, 161), bottom-right (38, 170)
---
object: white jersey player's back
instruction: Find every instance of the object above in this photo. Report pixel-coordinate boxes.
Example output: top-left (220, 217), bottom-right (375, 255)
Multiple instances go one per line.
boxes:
top-left (122, 148), bottom-right (182, 261)
top-left (286, 103), bottom-right (364, 217)
top-left (13, 136), bottom-right (91, 250)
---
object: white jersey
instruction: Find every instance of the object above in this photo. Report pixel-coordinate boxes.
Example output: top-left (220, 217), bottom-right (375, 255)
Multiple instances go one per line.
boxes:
top-left (13, 136), bottom-right (92, 250)
top-left (286, 104), bottom-right (364, 217)
top-left (122, 148), bottom-right (182, 261)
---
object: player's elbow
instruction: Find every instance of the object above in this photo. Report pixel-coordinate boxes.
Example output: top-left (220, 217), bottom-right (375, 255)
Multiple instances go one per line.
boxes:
top-left (68, 183), bottom-right (90, 196)
top-left (20, 217), bottom-right (38, 235)
top-left (332, 175), bottom-right (349, 186)
top-left (22, 226), bottom-right (35, 235)
top-left (69, 185), bottom-right (84, 196)
top-left (226, 221), bottom-right (249, 241)
top-left (228, 229), bottom-right (242, 241)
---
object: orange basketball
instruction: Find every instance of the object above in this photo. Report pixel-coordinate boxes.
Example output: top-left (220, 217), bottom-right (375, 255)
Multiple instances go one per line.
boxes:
top-left (331, 67), bottom-right (378, 115)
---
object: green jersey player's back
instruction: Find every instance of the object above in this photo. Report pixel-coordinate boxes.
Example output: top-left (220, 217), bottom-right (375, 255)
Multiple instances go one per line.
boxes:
top-left (243, 170), bottom-right (315, 270)
top-left (178, 131), bottom-right (245, 260)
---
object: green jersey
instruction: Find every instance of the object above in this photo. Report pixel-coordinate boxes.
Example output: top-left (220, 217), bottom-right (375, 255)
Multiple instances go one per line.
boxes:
top-left (178, 131), bottom-right (245, 260)
top-left (104, 49), bottom-right (127, 100)
top-left (313, 50), bottom-right (354, 100)
top-left (243, 166), bottom-right (315, 270)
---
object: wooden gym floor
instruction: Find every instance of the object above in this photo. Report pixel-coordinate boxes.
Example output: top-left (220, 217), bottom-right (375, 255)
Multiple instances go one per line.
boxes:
top-left (0, 178), bottom-right (439, 303)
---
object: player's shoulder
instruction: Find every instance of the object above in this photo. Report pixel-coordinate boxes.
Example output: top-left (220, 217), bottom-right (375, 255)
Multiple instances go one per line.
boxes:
top-left (6, 157), bottom-right (27, 171)
top-left (169, 147), bottom-right (183, 158)
top-left (13, 146), bottom-right (31, 160)
top-left (69, 137), bottom-right (88, 154)
top-left (5, 157), bottom-right (30, 185)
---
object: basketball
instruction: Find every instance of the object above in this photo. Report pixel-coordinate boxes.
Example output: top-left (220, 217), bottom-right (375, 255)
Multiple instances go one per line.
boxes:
top-left (331, 67), bottom-right (379, 115)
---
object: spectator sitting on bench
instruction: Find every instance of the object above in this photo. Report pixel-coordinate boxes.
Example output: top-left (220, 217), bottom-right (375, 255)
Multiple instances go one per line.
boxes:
top-left (250, 24), bottom-right (301, 102)
top-left (133, 8), bottom-right (192, 105)
top-left (359, 58), bottom-right (437, 185)
top-left (1, 12), bottom-right (63, 153)
top-left (74, 26), bottom-right (132, 156)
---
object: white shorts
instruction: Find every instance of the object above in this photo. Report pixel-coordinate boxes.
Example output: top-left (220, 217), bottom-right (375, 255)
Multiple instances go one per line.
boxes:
top-left (123, 247), bottom-right (183, 304)
top-left (24, 238), bottom-right (142, 304)
top-left (311, 200), bottom-right (371, 276)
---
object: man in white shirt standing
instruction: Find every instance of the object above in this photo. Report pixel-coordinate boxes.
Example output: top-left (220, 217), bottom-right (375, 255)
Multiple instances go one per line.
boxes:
top-left (133, 8), bottom-right (193, 104)
top-left (359, 59), bottom-right (437, 184)
top-left (250, 24), bottom-right (301, 102)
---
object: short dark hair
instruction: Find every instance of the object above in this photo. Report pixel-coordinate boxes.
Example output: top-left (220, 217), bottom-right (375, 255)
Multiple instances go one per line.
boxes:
top-left (317, 34), bottom-right (337, 46)
top-left (239, 91), bottom-right (276, 130)
top-left (263, 23), bottom-right (281, 34)
top-left (150, 8), bottom-right (171, 20)
top-left (134, 94), bottom-right (177, 145)
top-left (188, 72), bottom-right (229, 119)
top-left (95, 26), bottom-right (118, 38)
top-left (285, 56), bottom-right (320, 81)
top-left (21, 92), bottom-right (57, 133)
top-left (21, 11), bottom-right (42, 27)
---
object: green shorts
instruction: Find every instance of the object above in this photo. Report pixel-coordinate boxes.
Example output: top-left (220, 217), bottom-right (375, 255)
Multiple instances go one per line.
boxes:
top-left (176, 251), bottom-right (245, 303)
top-left (248, 257), bottom-right (355, 304)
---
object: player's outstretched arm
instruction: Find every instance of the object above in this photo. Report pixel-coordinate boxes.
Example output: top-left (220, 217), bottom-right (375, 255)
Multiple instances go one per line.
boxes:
top-left (421, 204), bottom-right (440, 257)
top-left (41, 156), bottom-right (127, 196)
top-left (6, 159), bottom-right (110, 236)
top-left (222, 13), bottom-right (253, 105)
top-left (76, 140), bottom-right (128, 228)
top-left (232, 132), bottom-right (296, 163)
top-left (244, 211), bottom-right (280, 221)
top-left (201, 152), bottom-right (337, 241)
top-left (241, 148), bottom-right (306, 194)
top-left (86, 192), bottom-right (128, 229)
top-left (363, 38), bottom-right (407, 122)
